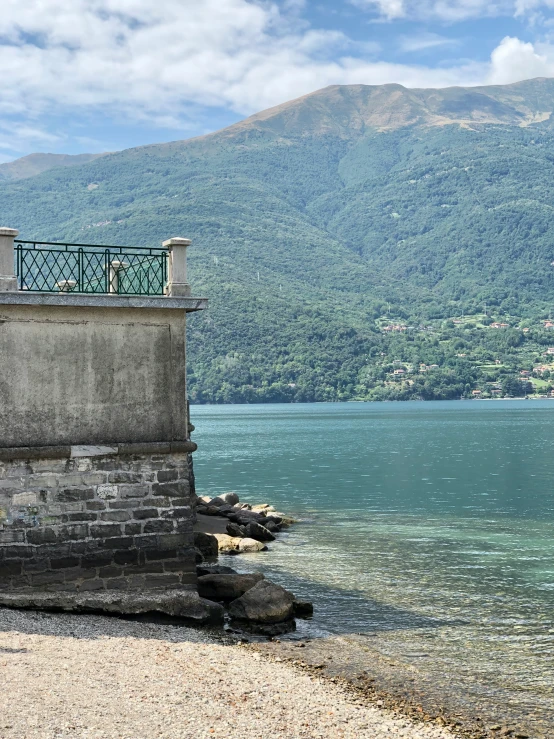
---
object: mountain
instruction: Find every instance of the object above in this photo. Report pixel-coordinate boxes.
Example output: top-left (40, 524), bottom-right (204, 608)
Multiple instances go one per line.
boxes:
top-left (0, 152), bottom-right (109, 182)
top-left (3, 78), bottom-right (554, 402)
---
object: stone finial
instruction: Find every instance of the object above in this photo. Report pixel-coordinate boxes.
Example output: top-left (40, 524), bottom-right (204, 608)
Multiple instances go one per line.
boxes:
top-left (0, 227), bottom-right (19, 292)
top-left (163, 237), bottom-right (191, 297)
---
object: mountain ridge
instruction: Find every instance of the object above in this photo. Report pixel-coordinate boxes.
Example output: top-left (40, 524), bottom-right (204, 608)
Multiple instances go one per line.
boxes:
top-left (2, 77), bottom-right (554, 401)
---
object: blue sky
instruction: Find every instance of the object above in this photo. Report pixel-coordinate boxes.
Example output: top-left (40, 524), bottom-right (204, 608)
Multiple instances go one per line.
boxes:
top-left (2, 0), bottom-right (554, 163)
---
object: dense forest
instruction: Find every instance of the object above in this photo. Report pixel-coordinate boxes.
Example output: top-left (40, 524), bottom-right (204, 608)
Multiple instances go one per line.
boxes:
top-left (3, 80), bottom-right (554, 402)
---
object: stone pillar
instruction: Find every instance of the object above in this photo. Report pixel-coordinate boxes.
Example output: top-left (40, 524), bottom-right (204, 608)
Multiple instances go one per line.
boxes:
top-left (164, 237), bottom-right (191, 297)
top-left (0, 227), bottom-right (18, 292)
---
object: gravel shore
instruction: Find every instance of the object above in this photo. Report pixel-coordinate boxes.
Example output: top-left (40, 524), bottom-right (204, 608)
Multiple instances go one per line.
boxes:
top-left (0, 607), bottom-right (457, 739)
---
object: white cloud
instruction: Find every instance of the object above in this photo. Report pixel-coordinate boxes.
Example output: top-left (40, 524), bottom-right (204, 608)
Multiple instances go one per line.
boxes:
top-left (352, 0), bottom-right (554, 20)
top-left (0, 0), bottom-right (553, 159)
top-left (488, 35), bottom-right (554, 82)
top-left (398, 33), bottom-right (459, 52)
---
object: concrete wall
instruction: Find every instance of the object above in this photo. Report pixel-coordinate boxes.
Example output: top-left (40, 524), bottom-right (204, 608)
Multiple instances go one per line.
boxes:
top-left (0, 449), bottom-right (196, 592)
top-left (0, 298), bottom-right (190, 447)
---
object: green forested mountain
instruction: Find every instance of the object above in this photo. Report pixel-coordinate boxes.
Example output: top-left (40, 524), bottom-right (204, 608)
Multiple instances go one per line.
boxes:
top-left (4, 79), bottom-right (554, 401)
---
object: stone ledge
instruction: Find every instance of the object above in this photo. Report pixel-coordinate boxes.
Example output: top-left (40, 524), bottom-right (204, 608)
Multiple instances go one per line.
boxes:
top-left (0, 441), bottom-right (197, 461)
top-left (0, 589), bottom-right (224, 626)
top-left (0, 291), bottom-right (207, 312)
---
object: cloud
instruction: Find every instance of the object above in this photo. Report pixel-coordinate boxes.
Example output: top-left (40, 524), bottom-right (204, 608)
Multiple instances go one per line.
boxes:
top-left (487, 35), bottom-right (554, 82)
top-left (352, 0), bottom-right (554, 20)
top-left (0, 0), bottom-right (553, 160)
top-left (0, 0), bottom-right (483, 130)
top-left (398, 33), bottom-right (459, 52)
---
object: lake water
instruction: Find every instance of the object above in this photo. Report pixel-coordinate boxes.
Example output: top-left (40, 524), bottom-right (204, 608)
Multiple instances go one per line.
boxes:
top-left (191, 401), bottom-right (554, 736)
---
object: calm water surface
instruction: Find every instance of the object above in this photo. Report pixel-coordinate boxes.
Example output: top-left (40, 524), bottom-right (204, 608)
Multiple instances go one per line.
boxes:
top-left (191, 401), bottom-right (554, 733)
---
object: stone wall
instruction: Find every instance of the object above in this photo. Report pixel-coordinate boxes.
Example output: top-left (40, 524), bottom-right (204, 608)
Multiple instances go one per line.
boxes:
top-left (0, 448), bottom-right (197, 593)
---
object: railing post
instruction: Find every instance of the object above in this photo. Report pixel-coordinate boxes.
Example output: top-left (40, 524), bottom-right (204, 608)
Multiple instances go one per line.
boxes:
top-left (163, 237), bottom-right (191, 297)
top-left (0, 227), bottom-right (18, 291)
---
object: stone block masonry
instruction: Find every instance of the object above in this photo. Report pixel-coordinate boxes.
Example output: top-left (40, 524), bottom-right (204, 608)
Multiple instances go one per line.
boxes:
top-left (0, 449), bottom-right (197, 593)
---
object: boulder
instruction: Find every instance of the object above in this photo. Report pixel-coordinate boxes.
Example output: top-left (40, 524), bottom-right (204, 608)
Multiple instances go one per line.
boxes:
top-left (198, 496), bottom-right (212, 504)
top-left (238, 538), bottom-right (268, 553)
top-left (226, 522), bottom-right (246, 538)
top-left (228, 580), bottom-right (295, 623)
top-left (197, 573), bottom-right (264, 601)
top-left (208, 497), bottom-right (225, 507)
top-left (193, 531), bottom-right (219, 559)
top-left (264, 520), bottom-right (281, 533)
top-left (217, 504), bottom-right (235, 515)
top-left (293, 600), bottom-right (314, 618)
top-left (266, 515), bottom-right (283, 525)
top-left (196, 505), bottom-right (208, 515)
top-left (251, 504), bottom-right (270, 511)
top-left (245, 522), bottom-right (275, 542)
top-left (213, 533), bottom-right (242, 552)
top-left (196, 564), bottom-right (238, 576)
top-left (204, 505), bottom-right (221, 516)
top-left (194, 548), bottom-right (204, 564)
top-left (221, 492), bottom-right (240, 505)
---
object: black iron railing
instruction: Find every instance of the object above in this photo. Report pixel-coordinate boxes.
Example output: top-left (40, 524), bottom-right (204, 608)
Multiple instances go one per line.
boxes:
top-left (15, 241), bottom-right (168, 295)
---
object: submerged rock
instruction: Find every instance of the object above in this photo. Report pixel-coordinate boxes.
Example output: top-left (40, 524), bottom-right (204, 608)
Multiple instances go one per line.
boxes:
top-left (227, 580), bottom-right (295, 623)
top-left (293, 600), bottom-right (314, 618)
top-left (197, 573), bottom-right (264, 602)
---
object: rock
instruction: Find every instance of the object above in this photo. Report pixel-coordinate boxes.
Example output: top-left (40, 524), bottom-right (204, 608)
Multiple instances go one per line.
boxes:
top-left (226, 522), bottom-right (246, 538)
top-left (198, 496), bottom-right (212, 504)
top-left (196, 564), bottom-right (238, 576)
top-left (293, 600), bottom-right (314, 618)
top-left (228, 510), bottom-right (265, 524)
top-left (197, 573), bottom-right (264, 601)
top-left (196, 505), bottom-right (208, 515)
top-left (194, 548), bottom-right (204, 564)
top-left (217, 504), bottom-right (235, 515)
top-left (238, 538), bottom-right (268, 553)
top-left (203, 506), bottom-right (221, 516)
top-left (237, 619), bottom-right (296, 636)
top-left (263, 520), bottom-right (281, 533)
top-left (0, 590), bottom-right (224, 626)
top-left (207, 497), bottom-right (225, 507)
top-left (213, 534), bottom-right (242, 552)
top-left (228, 580), bottom-right (295, 623)
top-left (251, 504), bottom-right (270, 511)
top-left (266, 515), bottom-right (282, 525)
top-left (245, 522), bottom-right (275, 542)
top-left (193, 531), bottom-right (219, 559)
top-left (220, 492), bottom-right (240, 505)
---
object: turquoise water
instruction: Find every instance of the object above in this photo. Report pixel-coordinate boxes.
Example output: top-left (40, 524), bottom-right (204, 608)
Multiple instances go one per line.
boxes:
top-left (191, 401), bottom-right (554, 733)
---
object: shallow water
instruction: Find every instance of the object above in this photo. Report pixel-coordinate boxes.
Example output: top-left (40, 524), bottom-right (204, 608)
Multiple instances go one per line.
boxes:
top-left (191, 401), bottom-right (554, 735)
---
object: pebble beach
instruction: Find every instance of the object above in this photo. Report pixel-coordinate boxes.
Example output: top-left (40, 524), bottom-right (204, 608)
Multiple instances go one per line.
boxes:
top-left (0, 606), bottom-right (457, 739)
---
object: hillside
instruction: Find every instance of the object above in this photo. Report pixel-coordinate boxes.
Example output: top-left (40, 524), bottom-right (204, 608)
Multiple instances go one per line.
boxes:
top-left (3, 79), bottom-right (554, 401)
top-left (0, 152), bottom-right (109, 182)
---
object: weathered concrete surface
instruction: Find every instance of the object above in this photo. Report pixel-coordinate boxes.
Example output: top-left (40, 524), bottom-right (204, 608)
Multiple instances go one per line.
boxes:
top-left (0, 588), bottom-right (224, 625)
top-left (0, 300), bottom-right (189, 447)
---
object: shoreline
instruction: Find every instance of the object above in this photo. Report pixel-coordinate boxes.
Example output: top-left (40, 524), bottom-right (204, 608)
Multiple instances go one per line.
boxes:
top-left (193, 496), bottom-right (541, 739)
top-left (0, 606), bottom-right (457, 739)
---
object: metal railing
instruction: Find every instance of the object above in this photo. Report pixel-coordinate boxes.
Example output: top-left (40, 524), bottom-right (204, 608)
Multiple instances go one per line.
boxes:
top-left (15, 240), bottom-right (169, 295)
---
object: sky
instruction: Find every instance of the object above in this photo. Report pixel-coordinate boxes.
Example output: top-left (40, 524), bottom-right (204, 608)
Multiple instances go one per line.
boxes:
top-left (3, 0), bottom-right (554, 163)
